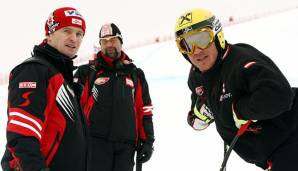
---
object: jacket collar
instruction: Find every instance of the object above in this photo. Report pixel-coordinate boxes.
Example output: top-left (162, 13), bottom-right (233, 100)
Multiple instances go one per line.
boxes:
top-left (32, 43), bottom-right (75, 83)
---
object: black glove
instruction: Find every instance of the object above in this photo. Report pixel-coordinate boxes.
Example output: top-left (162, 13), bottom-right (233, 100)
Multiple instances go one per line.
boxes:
top-left (138, 116), bottom-right (154, 163)
top-left (137, 141), bottom-right (154, 164)
top-left (255, 161), bottom-right (269, 170)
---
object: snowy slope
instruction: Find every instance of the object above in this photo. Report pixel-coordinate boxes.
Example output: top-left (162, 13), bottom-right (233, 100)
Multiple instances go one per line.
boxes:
top-left (0, 8), bottom-right (298, 171)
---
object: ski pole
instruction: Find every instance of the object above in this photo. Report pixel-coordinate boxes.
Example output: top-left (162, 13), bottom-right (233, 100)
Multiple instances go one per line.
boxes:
top-left (136, 139), bottom-right (143, 171)
top-left (222, 142), bottom-right (228, 170)
top-left (136, 161), bottom-right (142, 171)
top-left (220, 120), bottom-right (252, 171)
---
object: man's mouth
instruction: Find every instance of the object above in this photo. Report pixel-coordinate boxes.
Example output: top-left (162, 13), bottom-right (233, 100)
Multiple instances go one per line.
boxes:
top-left (66, 44), bottom-right (76, 49)
top-left (196, 55), bottom-right (208, 62)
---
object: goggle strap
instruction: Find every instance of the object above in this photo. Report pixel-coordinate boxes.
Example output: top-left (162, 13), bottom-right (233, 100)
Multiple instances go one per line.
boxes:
top-left (175, 17), bottom-right (214, 37)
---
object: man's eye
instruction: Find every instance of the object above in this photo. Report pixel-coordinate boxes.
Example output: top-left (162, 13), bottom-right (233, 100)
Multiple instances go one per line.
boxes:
top-left (77, 32), bottom-right (83, 37)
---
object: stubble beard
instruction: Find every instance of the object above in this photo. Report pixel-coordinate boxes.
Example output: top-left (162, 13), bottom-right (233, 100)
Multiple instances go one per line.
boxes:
top-left (104, 48), bottom-right (121, 59)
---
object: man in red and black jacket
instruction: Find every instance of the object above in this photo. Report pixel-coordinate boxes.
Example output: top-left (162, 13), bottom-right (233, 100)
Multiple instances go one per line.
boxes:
top-left (74, 23), bottom-right (155, 171)
top-left (1, 7), bottom-right (88, 171)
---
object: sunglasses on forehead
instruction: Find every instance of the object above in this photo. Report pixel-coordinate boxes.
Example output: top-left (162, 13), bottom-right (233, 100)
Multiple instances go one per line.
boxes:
top-left (99, 35), bottom-right (122, 43)
top-left (176, 28), bottom-right (214, 55)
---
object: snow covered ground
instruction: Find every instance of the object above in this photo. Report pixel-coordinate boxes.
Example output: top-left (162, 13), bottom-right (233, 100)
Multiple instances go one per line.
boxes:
top-left (1, 8), bottom-right (298, 171)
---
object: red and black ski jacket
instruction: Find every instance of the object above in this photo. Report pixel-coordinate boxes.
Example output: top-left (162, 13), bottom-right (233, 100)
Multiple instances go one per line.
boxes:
top-left (74, 51), bottom-right (154, 144)
top-left (1, 44), bottom-right (88, 171)
top-left (188, 43), bottom-right (298, 166)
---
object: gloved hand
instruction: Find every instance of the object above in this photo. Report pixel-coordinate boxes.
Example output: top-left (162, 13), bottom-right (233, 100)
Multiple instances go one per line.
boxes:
top-left (137, 141), bottom-right (154, 163)
top-left (232, 103), bottom-right (257, 128)
top-left (187, 98), bottom-right (214, 130)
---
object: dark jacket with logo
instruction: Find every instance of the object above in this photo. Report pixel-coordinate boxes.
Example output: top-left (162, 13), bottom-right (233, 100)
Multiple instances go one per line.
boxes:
top-left (1, 44), bottom-right (88, 171)
top-left (74, 51), bottom-right (154, 144)
top-left (188, 43), bottom-right (298, 164)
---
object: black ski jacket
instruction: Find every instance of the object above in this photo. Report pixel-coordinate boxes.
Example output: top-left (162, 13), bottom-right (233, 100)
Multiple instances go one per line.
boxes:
top-left (188, 43), bottom-right (298, 164)
top-left (1, 44), bottom-right (88, 171)
top-left (74, 51), bottom-right (154, 144)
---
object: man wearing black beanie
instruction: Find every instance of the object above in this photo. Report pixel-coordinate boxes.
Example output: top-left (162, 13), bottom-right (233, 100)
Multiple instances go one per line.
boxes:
top-left (75, 23), bottom-right (155, 171)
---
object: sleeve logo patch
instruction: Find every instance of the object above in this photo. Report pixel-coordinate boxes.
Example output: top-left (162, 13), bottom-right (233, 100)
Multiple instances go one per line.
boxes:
top-left (19, 82), bottom-right (37, 88)
top-left (125, 77), bottom-right (134, 88)
top-left (195, 86), bottom-right (204, 96)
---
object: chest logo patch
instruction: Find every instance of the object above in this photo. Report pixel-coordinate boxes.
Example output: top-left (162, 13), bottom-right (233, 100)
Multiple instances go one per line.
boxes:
top-left (94, 77), bottom-right (110, 85)
top-left (125, 77), bottom-right (134, 88)
top-left (219, 83), bottom-right (232, 102)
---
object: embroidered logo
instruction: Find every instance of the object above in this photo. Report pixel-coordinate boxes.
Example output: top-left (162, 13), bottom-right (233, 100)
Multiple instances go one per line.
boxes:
top-left (94, 77), bottom-right (110, 85)
top-left (125, 77), bottom-right (134, 88)
top-left (19, 82), bottom-right (37, 88)
top-left (219, 83), bottom-right (232, 102)
top-left (18, 91), bottom-right (33, 107)
top-left (72, 18), bottom-right (82, 26)
top-left (179, 12), bottom-right (192, 27)
top-left (64, 10), bottom-right (83, 18)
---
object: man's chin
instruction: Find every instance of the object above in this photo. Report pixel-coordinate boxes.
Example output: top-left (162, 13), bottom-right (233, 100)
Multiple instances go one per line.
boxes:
top-left (106, 54), bottom-right (117, 58)
top-left (107, 52), bottom-right (122, 59)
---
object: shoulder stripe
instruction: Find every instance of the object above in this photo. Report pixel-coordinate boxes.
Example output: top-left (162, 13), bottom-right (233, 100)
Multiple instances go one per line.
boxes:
top-left (143, 105), bottom-right (154, 113)
top-left (244, 61), bottom-right (256, 68)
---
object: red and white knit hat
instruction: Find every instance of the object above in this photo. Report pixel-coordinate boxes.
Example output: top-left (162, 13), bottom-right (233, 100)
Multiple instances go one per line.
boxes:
top-left (45, 7), bottom-right (86, 36)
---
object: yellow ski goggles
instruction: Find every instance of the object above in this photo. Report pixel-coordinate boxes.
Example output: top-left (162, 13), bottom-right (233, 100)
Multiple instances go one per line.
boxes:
top-left (176, 28), bottom-right (214, 55)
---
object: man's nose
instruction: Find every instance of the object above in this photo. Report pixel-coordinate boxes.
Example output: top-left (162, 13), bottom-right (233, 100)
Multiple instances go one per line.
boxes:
top-left (105, 40), bottom-right (113, 46)
top-left (69, 32), bottom-right (77, 42)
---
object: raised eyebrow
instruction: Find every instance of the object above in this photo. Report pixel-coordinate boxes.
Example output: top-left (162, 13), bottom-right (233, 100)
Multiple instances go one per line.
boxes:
top-left (62, 27), bottom-right (71, 30)
top-left (62, 28), bottom-right (70, 32)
